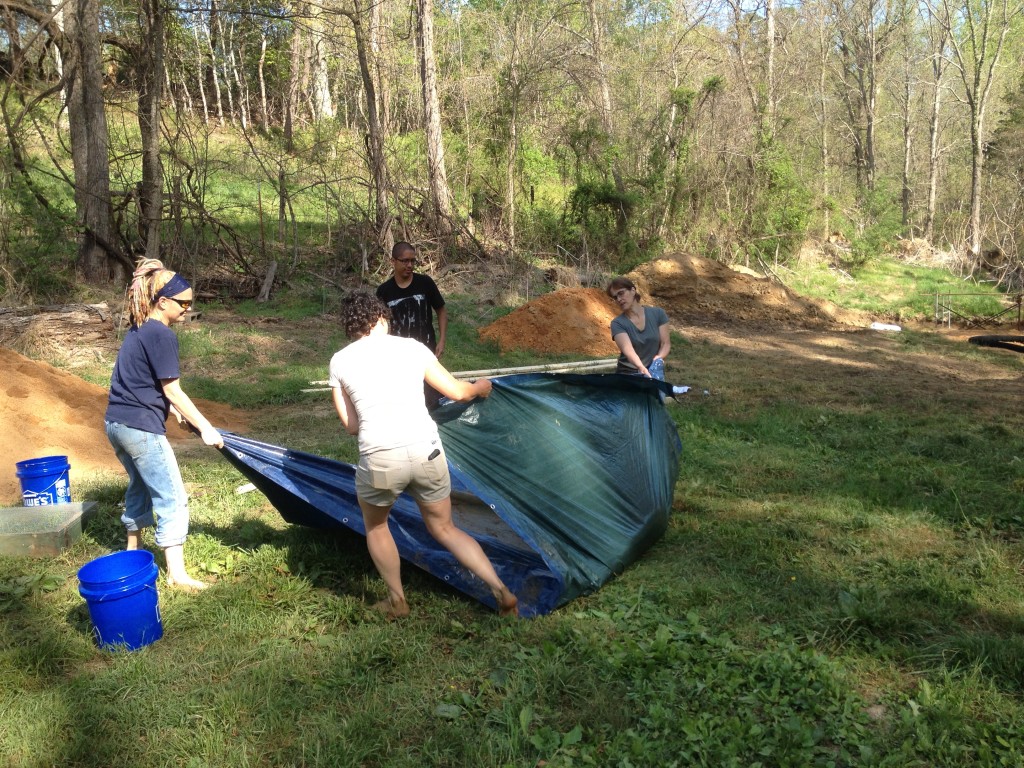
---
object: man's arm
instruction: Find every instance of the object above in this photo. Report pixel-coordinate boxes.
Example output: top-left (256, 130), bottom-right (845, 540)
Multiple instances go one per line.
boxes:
top-left (435, 305), bottom-right (448, 358)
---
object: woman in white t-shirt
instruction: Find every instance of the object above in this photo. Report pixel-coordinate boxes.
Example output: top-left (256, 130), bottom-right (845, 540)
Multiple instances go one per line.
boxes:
top-left (328, 291), bottom-right (518, 619)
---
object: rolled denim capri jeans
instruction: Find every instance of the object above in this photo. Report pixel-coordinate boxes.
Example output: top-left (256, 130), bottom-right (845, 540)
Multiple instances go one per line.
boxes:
top-left (356, 439), bottom-right (450, 507)
top-left (105, 421), bottom-right (190, 548)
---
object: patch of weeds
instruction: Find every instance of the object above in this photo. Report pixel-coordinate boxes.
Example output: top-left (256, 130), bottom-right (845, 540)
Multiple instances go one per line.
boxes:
top-left (0, 571), bottom-right (63, 612)
top-left (234, 295), bottom-right (325, 320)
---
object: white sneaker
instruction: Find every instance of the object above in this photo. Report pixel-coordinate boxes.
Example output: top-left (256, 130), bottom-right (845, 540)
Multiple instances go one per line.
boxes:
top-left (672, 385), bottom-right (690, 395)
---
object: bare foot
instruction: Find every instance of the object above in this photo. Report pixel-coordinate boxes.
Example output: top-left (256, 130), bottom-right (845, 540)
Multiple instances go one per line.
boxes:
top-left (496, 587), bottom-right (519, 618)
top-left (166, 575), bottom-right (210, 592)
top-left (372, 596), bottom-right (410, 620)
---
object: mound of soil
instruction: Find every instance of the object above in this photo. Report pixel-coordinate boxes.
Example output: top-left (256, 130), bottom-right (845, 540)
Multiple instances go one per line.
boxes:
top-left (1, 347), bottom-right (249, 504)
top-left (478, 253), bottom-right (867, 356)
top-left (629, 254), bottom-right (866, 329)
top-left (479, 287), bottom-right (620, 356)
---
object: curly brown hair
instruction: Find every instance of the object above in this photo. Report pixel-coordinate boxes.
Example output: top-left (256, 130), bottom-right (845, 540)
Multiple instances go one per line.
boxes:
top-left (342, 291), bottom-right (391, 339)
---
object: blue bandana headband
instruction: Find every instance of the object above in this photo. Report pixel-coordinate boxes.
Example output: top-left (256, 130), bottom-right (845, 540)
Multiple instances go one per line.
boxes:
top-left (155, 273), bottom-right (192, 301)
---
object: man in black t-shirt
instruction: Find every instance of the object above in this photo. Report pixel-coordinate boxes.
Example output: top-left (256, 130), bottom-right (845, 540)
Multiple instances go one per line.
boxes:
top-left (376, 242), bottom-right (448, 407)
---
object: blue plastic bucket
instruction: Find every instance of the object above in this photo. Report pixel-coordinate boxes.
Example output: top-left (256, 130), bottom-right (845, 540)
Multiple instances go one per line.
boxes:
top-left (77, 550), bottom-right (163, 651)
top-left (16, 455), bottom-right (72, 506)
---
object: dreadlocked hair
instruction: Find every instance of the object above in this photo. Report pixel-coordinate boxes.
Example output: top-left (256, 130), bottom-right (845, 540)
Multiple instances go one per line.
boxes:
top-left (124, 258), bottom-right (177, 327)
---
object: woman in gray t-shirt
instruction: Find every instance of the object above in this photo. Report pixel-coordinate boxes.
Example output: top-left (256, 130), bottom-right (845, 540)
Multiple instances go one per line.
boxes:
top-left (607, 276), bottom-right (671, 378)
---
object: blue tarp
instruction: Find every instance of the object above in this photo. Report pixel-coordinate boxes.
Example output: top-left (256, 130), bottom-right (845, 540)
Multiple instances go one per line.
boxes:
top-left (218, 373), bottom-right (682, 617)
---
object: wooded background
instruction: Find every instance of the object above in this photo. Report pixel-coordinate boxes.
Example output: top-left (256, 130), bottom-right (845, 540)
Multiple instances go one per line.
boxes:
top-left (0, 0), bottom-right (1022, 301)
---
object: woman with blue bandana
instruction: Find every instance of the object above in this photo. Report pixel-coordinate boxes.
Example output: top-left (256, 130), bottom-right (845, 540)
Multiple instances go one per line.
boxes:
top-left (105, 259), bottom-right (224, 590)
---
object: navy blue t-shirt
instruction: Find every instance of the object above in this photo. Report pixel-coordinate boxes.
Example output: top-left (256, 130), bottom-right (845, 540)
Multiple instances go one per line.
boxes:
top-left (105, 319), bottom-right (181, 434)
top-left (376, 273), bottom-right (445, 351)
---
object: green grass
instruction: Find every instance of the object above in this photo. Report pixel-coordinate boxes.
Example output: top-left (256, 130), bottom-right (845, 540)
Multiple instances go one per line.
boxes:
top-left (4, 257), bottom-right (1024, 766)
top-left (787, 257), bottom-right (1009, 321)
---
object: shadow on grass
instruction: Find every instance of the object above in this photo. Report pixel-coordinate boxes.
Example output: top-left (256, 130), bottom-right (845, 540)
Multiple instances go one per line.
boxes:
top-left (661, 327), bottom-right (1024, 695)
top-left (197, 512), bottom-right (482, 618)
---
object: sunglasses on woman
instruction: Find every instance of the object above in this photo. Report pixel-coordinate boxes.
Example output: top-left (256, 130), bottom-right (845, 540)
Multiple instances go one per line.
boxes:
top-left (165, 297), bottom-right (193, 311)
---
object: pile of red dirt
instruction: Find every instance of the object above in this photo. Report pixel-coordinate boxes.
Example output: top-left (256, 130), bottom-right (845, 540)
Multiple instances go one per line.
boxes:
top-left (1, 347), bottom-right (249, 504)
top-left (478, 287), bottom-right (620, 356)
top-left (478, 253), bottom-right (867, 356)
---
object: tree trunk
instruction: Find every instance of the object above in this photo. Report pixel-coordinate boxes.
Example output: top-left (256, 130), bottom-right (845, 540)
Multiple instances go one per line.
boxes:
top-left (506, 99), bottom-right (518, 252)
top-left (586, 0), bottom-right (620, 181)
top-left (216, 15), bottom-right (234, 124)
top-left (835, 0), bottom-right (900, 196)
top-left (193, 24), bottom-right (210, 124)
top-left (233, 37), bottom-right (251, 131)
top-left (898, 25), bottom-right (913, 232)
top-left (163, 67), bottom-right (177, 113)
top-left (66, 0), bottom-right (120, 283)
top-left (968, 111), bottom-right (984, 261)
top-left (284, 23), bottom-right (301, 152)
top-left (586, 0), bottom-right (627, 236)
top-left (346, 0), bottom-right (395, 255)
top-left (930, 0), bottom-right (1022, 263)
top-left (310, 6), bottom-right (335, 121)
top-left (370, 0), bottom-right (392, 133)
top-left (258, 34), bottom-right (269, 131)
top-left (417, 0), bottom-right (454, 235)
top-left (923, 38), bottom-right (945, 242)
top-left (0, 303), bottom-right (115, 350)
top-left (864, 42), bottom-right (876, 191)
top-left (817, 10), bottom-right (831, 238)
top-left (138, 0), bottom-right (164, 262)
top-left (765, 0), bottom-right (776, 136)
top-left (206, 1), bottom-right (224, 124)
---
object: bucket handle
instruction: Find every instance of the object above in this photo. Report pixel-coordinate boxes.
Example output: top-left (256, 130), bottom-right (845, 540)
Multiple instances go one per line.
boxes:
top-left (85, 582), bottom-right (160, 602)
top-left (23, 475), bottom-right (65, 497)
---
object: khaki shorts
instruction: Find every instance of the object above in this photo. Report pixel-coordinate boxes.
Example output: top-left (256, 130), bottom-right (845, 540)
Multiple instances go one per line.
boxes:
top-left (356, 440), bottom-right (450, 507)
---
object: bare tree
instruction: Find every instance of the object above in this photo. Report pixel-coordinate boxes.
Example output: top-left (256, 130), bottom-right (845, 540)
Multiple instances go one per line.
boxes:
top-left (191, 24), bottom-right (211, 123)
top-left (138, 0), bottom-right (164, 261)
top-left (832, 0), bottom-right (905, 192)
top-left (342, 0), bottom-right (396, 255)
top-left (803, 0), bottom-right (838, 237)
top-left (65, 0), bottom-right (120, 282)
top-left (369, 0), bottom-right (393, 134)
top-left (309, 3), bottom-right (336, 121)
top-left (927, 0), bottom-right (1023, 262)
top-left (487, 0), bottom-right (569, 251)
top-left (922, 6), bottom-right (950, 242)
top-left (765, 0), bottom-right (777, 135)
top-left (206, 0), bottom-right (225, 124)
top-left (889, 9), bottom-right (919, 232)
top-left (584, 0), bottom-right (625, 197)
top-left (417, 0), bottom-right (454, 235)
